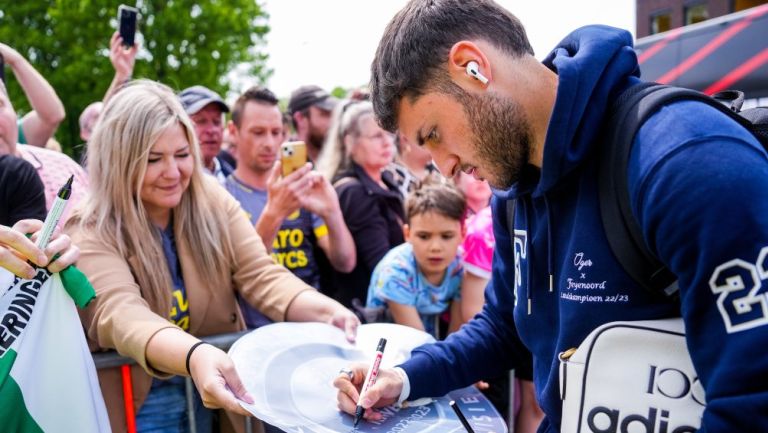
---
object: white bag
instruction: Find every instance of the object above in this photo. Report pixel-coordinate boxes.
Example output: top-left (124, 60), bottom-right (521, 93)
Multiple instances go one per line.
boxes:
top-left (559, 319), bottom-right (705, 433)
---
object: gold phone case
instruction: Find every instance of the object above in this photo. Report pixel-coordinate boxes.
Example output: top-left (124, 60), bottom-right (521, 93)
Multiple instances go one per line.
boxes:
top-left (281, 141), bottom-right (307, 177)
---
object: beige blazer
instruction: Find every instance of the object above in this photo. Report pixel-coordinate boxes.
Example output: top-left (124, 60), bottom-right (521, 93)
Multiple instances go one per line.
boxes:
top-left (69, 180), bottom-right (312, 433)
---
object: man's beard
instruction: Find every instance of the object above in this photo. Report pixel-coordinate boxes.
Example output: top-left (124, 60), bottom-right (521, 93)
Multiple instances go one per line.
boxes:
top-left (462, 91), bottom-right (532, 190)
top-left (307, 127), bottom-right (326, 150)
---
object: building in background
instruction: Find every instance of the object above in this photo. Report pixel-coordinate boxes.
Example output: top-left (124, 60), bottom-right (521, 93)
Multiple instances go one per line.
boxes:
top-left (635, 0), bottom-right (768, 102)
top-left (637, 0), bottom-right (766, 37)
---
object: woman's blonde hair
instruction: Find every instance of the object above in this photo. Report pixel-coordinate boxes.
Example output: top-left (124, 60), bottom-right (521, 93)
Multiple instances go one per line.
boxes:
top-left (316, 100), bottom-right (374, 181)
top-left (68, 80), bottom-right (234, 312)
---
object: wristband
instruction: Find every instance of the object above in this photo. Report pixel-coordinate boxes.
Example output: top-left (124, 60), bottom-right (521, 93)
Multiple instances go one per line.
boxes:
top-left (185, 341), bottom-right (209, 375)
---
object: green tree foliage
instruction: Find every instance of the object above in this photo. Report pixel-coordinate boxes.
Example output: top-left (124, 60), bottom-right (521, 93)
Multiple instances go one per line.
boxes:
top-left (0, 0), bottom-right (270, 156)
top-left (330, 86), bottom-right (348, 99)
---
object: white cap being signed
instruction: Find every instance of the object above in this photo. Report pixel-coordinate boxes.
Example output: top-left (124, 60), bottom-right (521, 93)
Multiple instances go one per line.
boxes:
top-left (228, 322), bottom-right (507, 433)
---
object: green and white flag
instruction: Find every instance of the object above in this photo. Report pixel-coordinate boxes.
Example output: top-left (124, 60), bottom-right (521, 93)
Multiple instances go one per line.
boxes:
top-left (0, 267), bottom-right (110, 433)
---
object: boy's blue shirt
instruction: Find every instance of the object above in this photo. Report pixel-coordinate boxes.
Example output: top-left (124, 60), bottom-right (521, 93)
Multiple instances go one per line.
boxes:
top-left (399, 25), bottom-right (768, 433)
top-left (367, 242), bottom-right (463, 338)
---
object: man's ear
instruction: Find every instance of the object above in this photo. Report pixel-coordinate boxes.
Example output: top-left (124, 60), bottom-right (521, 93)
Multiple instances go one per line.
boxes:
top-left (293, 110), bottom-right (307, 132)
top-left (447, 41), bottom-right (492, 88)
top-left (403, 223), bottom-right (411, 241)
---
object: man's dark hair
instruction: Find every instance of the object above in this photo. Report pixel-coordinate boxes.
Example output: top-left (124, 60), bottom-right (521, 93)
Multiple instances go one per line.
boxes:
top-left (231, 86), bottom-right (279, 128)
top-left (405, 173), bottom-right (467, 223)
top-left (371, 0), bottom-right (533, 132)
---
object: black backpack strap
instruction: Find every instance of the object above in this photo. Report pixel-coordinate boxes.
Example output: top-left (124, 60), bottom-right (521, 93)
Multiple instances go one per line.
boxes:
top-left (599, 83), bottom-right (694, 297)
top-left (599, 82), bottom-right (758, 296)
top-left (506, 198), bottom-right (516, 236)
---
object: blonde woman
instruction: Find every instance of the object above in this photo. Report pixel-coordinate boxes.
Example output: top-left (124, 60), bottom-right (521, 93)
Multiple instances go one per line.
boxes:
top-left (66, 80), bottom-right (359, 433)
top-left (316, 101), bottom-right (404, 316)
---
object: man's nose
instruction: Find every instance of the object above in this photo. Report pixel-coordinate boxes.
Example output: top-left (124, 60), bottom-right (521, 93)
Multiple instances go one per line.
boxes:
top-left (431, 152), bottom-right (458, 178)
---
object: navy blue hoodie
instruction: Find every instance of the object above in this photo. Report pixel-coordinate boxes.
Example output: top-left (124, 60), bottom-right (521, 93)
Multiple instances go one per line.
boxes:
top-left (399, 25), bottom-right (768, 433)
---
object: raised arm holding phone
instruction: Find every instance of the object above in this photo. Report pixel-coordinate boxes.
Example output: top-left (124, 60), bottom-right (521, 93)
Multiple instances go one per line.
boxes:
top-left (103, 31), bottom-right (138, 104)
top-left (102, 5), bottom-right (139, 105)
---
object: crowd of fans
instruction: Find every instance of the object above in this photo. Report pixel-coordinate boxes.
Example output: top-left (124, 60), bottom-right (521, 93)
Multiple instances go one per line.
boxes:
top-left (0, 26), bottom-right (543, 433)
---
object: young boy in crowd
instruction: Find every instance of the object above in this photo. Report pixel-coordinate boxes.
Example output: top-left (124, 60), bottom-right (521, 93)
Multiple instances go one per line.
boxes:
top-left (366, 176), bottom-right (466, 339)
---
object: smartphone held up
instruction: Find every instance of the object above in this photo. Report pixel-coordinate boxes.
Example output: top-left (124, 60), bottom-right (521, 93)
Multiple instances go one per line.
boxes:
top-left (118, 4), bottom-right (139, 47)
top-left (281, 141), bottom-right (308, 177)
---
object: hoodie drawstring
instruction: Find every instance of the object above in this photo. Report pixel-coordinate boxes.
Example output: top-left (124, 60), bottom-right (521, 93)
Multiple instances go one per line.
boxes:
top-left (521, 199), bottom-right (533, 315)
top-left (520, 195), bottom-right (555, 316)
top-left (545, 195), bottom-right (555, 293)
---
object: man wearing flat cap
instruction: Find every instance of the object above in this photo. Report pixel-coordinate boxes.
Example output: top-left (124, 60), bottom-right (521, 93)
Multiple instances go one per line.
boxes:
top-left (288, 85), bottom-right (338, 162)
top-left (178, 85), bottom-right (233, 185)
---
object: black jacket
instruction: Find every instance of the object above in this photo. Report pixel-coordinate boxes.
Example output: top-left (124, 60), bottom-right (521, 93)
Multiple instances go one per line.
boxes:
top-left (0, 154), bottom-right (46, 226)
top-left (329, 163), bottom-right (405, 314)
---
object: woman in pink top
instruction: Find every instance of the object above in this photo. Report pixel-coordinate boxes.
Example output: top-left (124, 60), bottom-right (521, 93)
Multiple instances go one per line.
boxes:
top-left (456, 171), bottom-right (493, 321)
top-left (460, 206), bottom-right (494, 321)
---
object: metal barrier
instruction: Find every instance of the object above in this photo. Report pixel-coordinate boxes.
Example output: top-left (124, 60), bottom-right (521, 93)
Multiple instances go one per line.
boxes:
top-left (92, 330), bottom-right (255, 433)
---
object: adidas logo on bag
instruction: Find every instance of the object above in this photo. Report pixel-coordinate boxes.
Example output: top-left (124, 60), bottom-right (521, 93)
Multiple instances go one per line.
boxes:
top-left (586, 363), bottom-right (704, 433)
top-left (558, 320), bottom-right (705, 433)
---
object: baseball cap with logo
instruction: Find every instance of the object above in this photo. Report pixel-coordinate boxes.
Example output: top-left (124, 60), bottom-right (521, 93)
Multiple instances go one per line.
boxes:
top-left (178, 85), bottom-right (230, 115)
top-left (287, 85), bottom-right (338, 115)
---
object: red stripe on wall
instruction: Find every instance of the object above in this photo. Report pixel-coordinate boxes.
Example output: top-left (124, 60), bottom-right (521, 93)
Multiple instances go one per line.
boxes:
top-left (703, 48), bottom-right (768, 95)
top-left (638, 27), bottom-right (684, 65)
top-left (657, 5), bottom-right (768, 84)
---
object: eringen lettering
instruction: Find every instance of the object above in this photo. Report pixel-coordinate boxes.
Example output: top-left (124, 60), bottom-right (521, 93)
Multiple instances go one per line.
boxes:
top-left (0, 268), bottom-right (50, 355)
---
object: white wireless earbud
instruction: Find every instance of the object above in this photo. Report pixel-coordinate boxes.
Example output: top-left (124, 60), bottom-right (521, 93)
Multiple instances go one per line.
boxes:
top-left (466, 61), bottom-right (489, 85)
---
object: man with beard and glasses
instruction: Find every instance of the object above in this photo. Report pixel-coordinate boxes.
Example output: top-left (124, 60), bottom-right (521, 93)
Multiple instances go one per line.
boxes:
top-left (287, 85), bottom-right (338, 163)
top-left (332, 1), bottom-right (768, 432)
